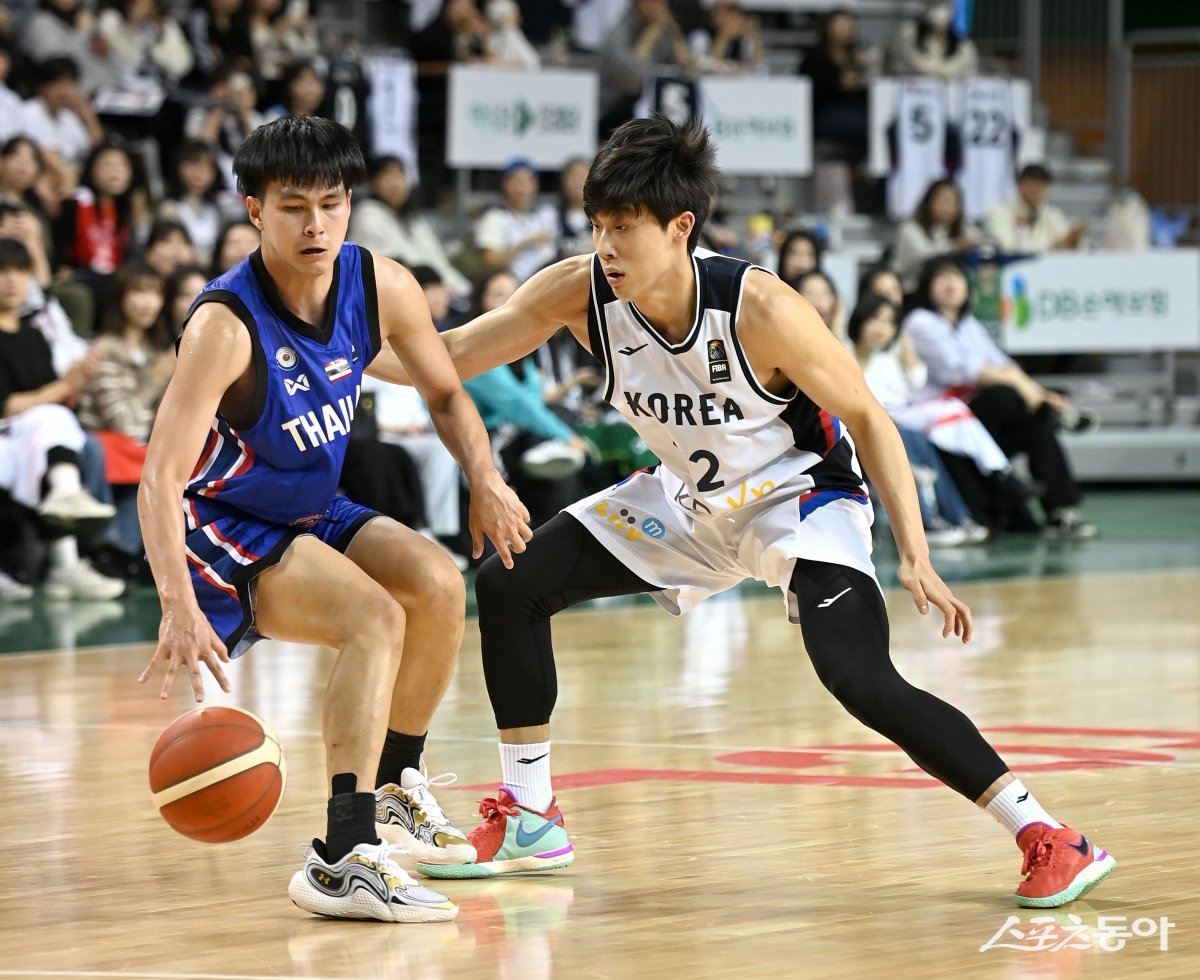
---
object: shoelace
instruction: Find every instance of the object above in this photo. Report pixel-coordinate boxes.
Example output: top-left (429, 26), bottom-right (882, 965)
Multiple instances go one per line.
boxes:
top-left (1021, 839), bottom-right (1053, 877)
top-left (405, 762), bottom-right (460, 827)
top-left (477, 794), bottom-right (521, 821)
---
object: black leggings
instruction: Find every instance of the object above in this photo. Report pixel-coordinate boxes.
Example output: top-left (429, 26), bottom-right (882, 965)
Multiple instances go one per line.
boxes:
top-left (476, 513), bottom-right (1009, 802)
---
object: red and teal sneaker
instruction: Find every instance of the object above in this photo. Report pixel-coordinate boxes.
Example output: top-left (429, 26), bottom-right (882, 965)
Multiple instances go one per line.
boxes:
top-left (1014, 823), bottom-right (1117, 908)
top-left (416, 786), bottom-right (574, 879)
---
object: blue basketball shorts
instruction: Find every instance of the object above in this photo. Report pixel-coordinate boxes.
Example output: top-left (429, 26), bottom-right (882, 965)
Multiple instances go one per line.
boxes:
top-left (184, 495), bottom-right (380, 658)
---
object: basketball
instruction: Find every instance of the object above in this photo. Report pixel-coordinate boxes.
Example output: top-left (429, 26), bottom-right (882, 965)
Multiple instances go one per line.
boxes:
top-left (149, 706), bottom-right (287, 843)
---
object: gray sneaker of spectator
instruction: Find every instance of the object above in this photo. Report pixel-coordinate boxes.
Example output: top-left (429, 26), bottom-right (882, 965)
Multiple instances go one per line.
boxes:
top-left (43, 560), bottom-right (127, 601)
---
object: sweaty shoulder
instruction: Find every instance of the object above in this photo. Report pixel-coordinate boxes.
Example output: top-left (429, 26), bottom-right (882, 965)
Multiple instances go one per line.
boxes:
top-left (177, 300), bottom-right (253, 393)
top-left (521, 254), bottom-right (593, 323)
top-left (732, 268), bottom-right (817, 394)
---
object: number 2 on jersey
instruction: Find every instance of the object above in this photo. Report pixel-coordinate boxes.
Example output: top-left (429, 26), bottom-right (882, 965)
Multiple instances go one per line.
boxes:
top-left (690, 450), bottom-right (725, 491)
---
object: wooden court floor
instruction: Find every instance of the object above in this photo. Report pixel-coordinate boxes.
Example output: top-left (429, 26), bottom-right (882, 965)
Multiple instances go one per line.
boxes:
top-left (1, 568), bottom-right (1199, 979)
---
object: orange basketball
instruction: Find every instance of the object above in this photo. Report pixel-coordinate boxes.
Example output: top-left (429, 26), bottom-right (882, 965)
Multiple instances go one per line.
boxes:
top-left (149, 706), bottom-right (287, 843)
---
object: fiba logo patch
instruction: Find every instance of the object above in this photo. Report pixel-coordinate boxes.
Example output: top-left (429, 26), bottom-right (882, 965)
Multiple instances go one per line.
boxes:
top-left (275, 346), bottom-right (298, 370)
top-left (707, 339), bottom-right (731, 384)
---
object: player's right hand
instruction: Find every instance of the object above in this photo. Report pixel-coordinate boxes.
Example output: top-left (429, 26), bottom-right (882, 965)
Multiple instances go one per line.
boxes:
top-left (468, 469), bottom-right (533, 569)
top-left (139, 604), bottom-right (232, 703)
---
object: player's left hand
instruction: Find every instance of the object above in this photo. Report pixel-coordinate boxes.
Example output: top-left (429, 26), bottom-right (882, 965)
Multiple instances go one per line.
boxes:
top-left (897, 555), bottom-right (973, 643)
top-left (468, 470), bottom-right (533, 569)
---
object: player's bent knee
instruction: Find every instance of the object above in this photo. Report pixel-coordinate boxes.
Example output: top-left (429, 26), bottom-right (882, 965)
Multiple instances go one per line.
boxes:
top-left (416, 554), bottom-right (467, 612)
top-left (474, 553), bottom-right (520, 609)
top-left (351, 587), bottom-right (407, 651)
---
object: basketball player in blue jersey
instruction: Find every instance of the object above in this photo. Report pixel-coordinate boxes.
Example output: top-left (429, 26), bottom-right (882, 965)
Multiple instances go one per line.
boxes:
top-left (375, 115), bottom-right (1115, 909)
top-left (135, 116), bottom-right (534, 924)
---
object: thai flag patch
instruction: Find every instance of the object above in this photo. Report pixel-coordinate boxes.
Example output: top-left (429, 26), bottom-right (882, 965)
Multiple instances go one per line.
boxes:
top-left (324, 356), bottom-right (352, 382)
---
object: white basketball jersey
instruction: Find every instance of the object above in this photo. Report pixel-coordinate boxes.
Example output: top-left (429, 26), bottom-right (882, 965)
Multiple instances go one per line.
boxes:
top-left (586, 250), bottom-right (866, 515)
top-left (888, 77), bottom-right (948, 221)
top-left (957, 77), bottom-right (1015, 222)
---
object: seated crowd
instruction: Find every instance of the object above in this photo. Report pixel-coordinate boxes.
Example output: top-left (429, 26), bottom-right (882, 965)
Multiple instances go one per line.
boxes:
top-left (0, 0), bottom-right (1109, 604)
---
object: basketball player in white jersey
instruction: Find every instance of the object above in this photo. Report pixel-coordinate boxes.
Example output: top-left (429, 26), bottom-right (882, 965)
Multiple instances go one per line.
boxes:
top-left (378, 116), bottom-right (1115, 908)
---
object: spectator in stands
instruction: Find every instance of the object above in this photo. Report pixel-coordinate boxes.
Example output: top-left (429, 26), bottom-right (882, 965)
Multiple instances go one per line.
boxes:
top-left (849, 291), bottom-right (1017, 539)
top-left (248, 0), bottom-right (319, 90)
top-left (20, 0), bottom-right (123, 97)
top-left (556, 156), bottom-right (592, 259)
top-left (475, 158), bottom-right (558, 284)
top-left (893, 178), bottom-right (980, 291)
top-left (887, 0), bottom-right (978, 81)
top-left (0, 236), bottom-right (125, 599)
top-left (903, 257), bottom-right (1095, 538)
top-left (265, 59), bottom-right (326, 119)
top-left (0, 41), bottom-right (28, 145)
top-left (359, 270), bottom-right (469, 566)
top-left (858, 264), bottom-right (904, 307)
top-left (799, 9), bottom-right (871, 160)
top-left (96, 0), bottom-right (194, 91)
top-left (164, 263), bottom-right (209, 331)
top-left (985, 163), bottom-right (1086, 253)
top-left (77, 261), bottom-right (173, 561)
top-left (792, 268), bottom-right (845, 342)
top-left (410, 264), bottom-right (453, 330)
top-left (53, 142), bottom-right (139, 318)
top-left (410, 0), bottom-right (491, 204)
top-left (186, 0), bottom-right (255, 84)
top-left (157, 141), bottom-right (227, 265)
top-left (20, 56), bottom-right (103, 171)
top-left (484, 0), bottom-right (540, 69)
top-left (141, 219), bottom-right (196, 282)
top-left (1, 136), bottom-right (72, 236)
top-left (184, 65), bottom-right (266, 198)
top-left (348, 155), bottom-right (472, 299)
top-left (690, 0), bottom-right (763, 76)
top-left (462, 269), bottom-right (590, 527)
top-left (208, 219), bottom-right (260, 277)
top-left (776, 228), bottom-right (823, 281)
top-left (0, 200), bottom-right (52, 291)
top-left (598, 0), bottom-right (692, 136)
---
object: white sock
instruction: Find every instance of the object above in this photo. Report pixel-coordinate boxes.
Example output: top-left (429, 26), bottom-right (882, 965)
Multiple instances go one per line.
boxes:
top-left (985, 779), bottom-right (1063, 838)
top-left (499, 741), bottom-right (552, 813)
top-left (46, 462), bottom-right (82, 498)
top-left (49, 535), bottom-right (79, 573)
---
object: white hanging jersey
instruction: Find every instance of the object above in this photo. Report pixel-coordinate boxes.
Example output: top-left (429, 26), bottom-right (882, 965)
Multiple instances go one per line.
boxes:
top-left (957, 77), bottom-right (1014, 222)
top-left (586, 250), bottom-right (867, 516)
top-left (367, 55), bottom-right (420, 184)
top-left (887, 76), bottom-right (948, 220)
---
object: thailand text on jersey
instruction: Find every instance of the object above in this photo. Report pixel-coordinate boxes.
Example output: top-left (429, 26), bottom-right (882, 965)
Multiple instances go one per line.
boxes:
top-left (181, 243), bottom-right (382, 531)
top-left (585, 249), bottom-right (867, 515)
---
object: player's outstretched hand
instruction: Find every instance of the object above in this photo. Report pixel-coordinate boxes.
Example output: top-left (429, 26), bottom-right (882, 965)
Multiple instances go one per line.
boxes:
top-left (139, 603), bottom-right (232, 702)
top-left (468, 470), bottom-right (533, 569)
top-left (897, 555), bottom-right (973, 643)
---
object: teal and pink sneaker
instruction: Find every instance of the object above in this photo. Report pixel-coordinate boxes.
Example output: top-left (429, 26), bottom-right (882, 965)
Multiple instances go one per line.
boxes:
top-left (415, 786), bottom-right (573, 879)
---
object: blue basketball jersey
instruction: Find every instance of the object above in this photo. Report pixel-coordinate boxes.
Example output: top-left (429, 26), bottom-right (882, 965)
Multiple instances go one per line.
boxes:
top-left (182, 243), bottom-right (382, 529)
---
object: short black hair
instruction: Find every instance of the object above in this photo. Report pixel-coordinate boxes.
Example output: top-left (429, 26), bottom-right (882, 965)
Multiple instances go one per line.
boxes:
top-left (0, 236), bottom-right (34, 272)
top-left (584, 114), bottom-right (717, 253)
top-left (147, 218), bottom-right (193, 248)
top-left (367, 155), bottom-right (405, 181)
top-left (35, 56), bottom-right (80, 87)
top-left (234, 115), bottom-right (366, 200)
top-left (409, 264), bottom-right (442, 288)
top-left (1018, 163), bottom-right (1052, 183)
top-left (847, 292), bottom-right (899, 346)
